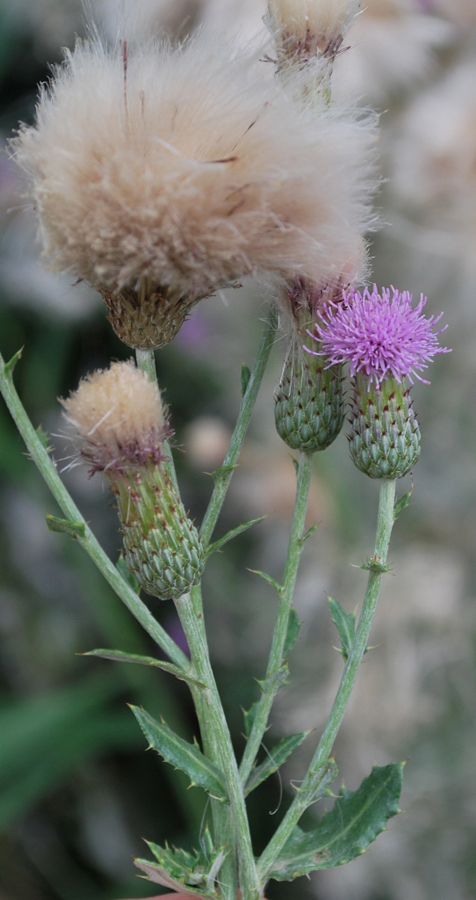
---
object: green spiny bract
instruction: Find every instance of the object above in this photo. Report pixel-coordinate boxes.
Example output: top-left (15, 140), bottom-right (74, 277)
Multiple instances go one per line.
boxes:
top-left (275, 334), bottom-right (345, 453)
top-left (349, 374), bottom-right (421, 479)
top-left (112, 464), bottom-right (204, 600)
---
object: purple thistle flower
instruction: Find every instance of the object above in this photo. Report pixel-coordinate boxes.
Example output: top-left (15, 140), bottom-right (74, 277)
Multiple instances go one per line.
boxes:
top-left (310, 285), bottom-right (450, 387)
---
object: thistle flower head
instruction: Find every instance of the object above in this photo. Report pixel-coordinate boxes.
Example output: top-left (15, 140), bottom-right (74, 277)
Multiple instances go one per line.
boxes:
top-left (267, 0), bottom-right (362, 61)
top-left (12, 34), bottom-right (378, 346)
top-left (61, 362), bottom-right (170, 474)
top-left (313, 285), bottom-right (449, 387)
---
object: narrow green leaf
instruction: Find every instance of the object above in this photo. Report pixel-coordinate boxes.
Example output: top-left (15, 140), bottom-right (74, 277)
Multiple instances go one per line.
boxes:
top-left (130, 706), bottom-right (228, 801)
top-left (245, 732), bottom-right (310, 795)
top-left (248, 569), bottom-right (282, 595)
top-left (36, 426), bottom-right (52, 453)
top-left (328, 597), bottom-right (356, 661)
top-left (210, 464), bottom-right (237, 484)
top-left (46, 513), bottom-right (86, 540)
top-left (3, 347), bottom-right (23, 377)
top-left (82, 649), bottom-right (203, 687)
top-left (301, 523), bottom-right (318, 545)
top-left (301, 759), bottom-right (338, 805)
top-left (394, 490), bottom-right (413, 519)
top-left (283, 608), bottom-right (301, 657)
top-left (243, 702), bottom-right (259, 739)
top-left (116, 556), bottom-right (141, 593)
top-left (206, 516), bottom-right (266, 557)
top-left (267, 763), bottom-right (404, 881)
top-left (257, 665), bottom-right (289, 697)
top-left (241, 363), bottom-right (251, 397)
top-left (291, 457), bottom-right (299, 476)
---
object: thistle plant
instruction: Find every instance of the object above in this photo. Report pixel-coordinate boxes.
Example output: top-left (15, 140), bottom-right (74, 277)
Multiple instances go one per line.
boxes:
top-left (0, 4), bottom-right (451, 900)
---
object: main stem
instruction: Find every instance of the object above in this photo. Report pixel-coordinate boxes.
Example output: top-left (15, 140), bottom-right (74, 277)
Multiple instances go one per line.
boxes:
top-left (0, 351), bottom-right (189, 671)
top-left (176, 589), bottom-right (260, 900)
top-left (240, 451), bottom-right (313, 785)
top-left (200, 305), bottom-right (278, 546)
top-left (258, 479), bottom-right (397, 882)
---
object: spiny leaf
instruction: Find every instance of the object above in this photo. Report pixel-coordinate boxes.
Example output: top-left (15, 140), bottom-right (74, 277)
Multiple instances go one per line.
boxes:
top-left (241, 363), bottom-right (251, 396)
top-left (328, 597), bottom-right (356, 661)
top-left (300, 523), bottom-right (318, 545)
top-left (245, 731), bottom-right (310, 796)
top-left (210, 464), bottom-right (237, 484)
top-left (135, 831), bottom-right (225, 897)
top-left (257, 665), bottom-right (289, 697)
top-left (300, 759), bottom-right (338, 805)
top-left (36, 426), bottom-right (52, 453)
top-left (206, 516), bottom-right (266, 558)
top-left (248, 569), bottom-right (282, 595)
top-left (130, 707), bottom-right (228, 802)
top-left (266, 763), bottom-right (404, 881)
top-left (283, 608), bottom-right (301, 657)
top-left (82, 649), bottom-right (202, 688)
top-left (46, 514), bottom-right (86, 540)
top-left (2, 347), bottom-right (23, 378)
top-left (243, 702), bottom-right (259, 739)
top-left (394, 490), bottom-right (413, 519)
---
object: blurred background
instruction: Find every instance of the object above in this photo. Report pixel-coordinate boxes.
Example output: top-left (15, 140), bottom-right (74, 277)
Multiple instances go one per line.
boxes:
top-left (0, 1), bottom-right (475, 899)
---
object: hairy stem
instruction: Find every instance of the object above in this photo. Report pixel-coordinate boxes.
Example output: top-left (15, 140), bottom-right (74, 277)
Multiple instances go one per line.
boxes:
top-left (176, 588), bottom-right (260, 900)
top-left (257, 479), bottom-right (397, 882)
top-left (200, 305), bottom-right (278, 547)
top-left (240, 451), bottom-right (313, 785)
top-left (0, 349), bottom-right (189, 671)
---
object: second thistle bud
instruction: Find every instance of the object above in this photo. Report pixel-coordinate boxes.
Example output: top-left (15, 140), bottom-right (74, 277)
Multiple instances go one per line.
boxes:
top-left (348, 374), bottom-right (421, 479)
top-left (275, 281), bottom-right (346, 453)
top-left (62, 362), bottom-right (204, 599)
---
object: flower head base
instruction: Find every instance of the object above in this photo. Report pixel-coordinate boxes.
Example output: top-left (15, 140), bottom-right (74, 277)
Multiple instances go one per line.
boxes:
top-left (313, 285), bottom-right (449, 389)
top-left (62, 362), bottom-right (204, 599)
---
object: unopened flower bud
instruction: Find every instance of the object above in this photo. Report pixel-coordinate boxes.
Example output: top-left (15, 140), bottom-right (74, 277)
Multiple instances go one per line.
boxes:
top-left (267, 0), bottom-right (362, 68)
top-left (313, 285), bottom-right (450, 478)
top-left (62, 362), bottom-right (204, 598)
top-left (275, 280), bottom-right (346, 452)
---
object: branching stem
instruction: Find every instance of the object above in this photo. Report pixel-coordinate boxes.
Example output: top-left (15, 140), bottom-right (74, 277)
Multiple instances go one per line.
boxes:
top-left (240, 450), bottom-right (314, 785)
top-left (257, 478), bottom-right (397, 883)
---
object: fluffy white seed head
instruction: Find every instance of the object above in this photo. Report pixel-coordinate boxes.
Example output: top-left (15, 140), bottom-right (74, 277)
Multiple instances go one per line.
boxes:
top-left (13, 34), bottom-right (377, 308)
top-left (267, 0), bottom-right (362, 57)
top-left (62, 362), bottom-right (169, 473)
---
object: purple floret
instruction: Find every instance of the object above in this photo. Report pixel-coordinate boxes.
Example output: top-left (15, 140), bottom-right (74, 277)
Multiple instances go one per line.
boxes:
top-left (309, 285), bottom-right (450, 387)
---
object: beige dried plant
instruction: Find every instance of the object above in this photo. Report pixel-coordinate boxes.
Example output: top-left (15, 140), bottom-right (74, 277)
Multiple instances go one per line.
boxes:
top-left (13, 33), bottom-right (378, 348)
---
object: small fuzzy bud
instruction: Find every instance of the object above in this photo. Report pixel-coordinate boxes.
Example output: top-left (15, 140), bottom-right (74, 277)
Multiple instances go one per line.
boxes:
top-left (267, 0), bottom-right (362, 66)
top-left (62, 363), bottom-right (204, 598)
top-left (312, 285), bottom-right (450, 478)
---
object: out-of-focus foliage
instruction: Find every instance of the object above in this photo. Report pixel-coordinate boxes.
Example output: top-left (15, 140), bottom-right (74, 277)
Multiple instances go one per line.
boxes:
top-left (1, 2), bottom-right (476, 900)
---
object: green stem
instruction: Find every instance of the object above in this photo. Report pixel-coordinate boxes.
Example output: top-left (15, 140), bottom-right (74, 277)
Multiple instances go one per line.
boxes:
top-left (257, 479), bottom-right (397, 883)
top-left (239, 451), bottom-right (313, 785)
top-left (136, 348), bottom-right (158, 385)
top-left (176, 588), bottom-right (260, 900)
top-left (0, 349), bottom-right (189, 672)
top-left (200, 305), bottom-right (278, 547)
top-left (135, 347), bottom-right (179, 493)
